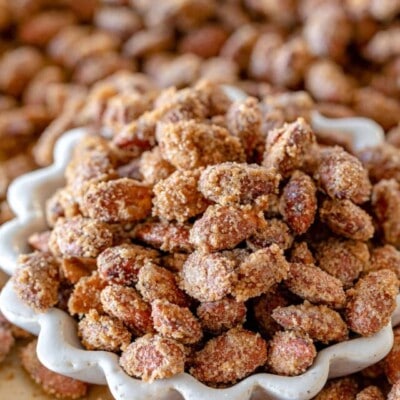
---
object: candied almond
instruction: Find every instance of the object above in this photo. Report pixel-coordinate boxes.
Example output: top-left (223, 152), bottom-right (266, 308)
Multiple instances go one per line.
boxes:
top-left (61, 257), bottom-right (96, 285)
top-left (78, 309), bottom-right (131, 353)
top-left (152, 168), bottom-right (208, 222)
top-left (290, 241), bottom-right (315, 264)
top-left (152, 299), bottom-right (202, 344)
top-left (267, 330), bottom-right (316, 376)
top-left (28, 231), bottom-right (51, 253)
top-left (263, 118), bottom-right (316, 177)
top-left (197, 298), bottom-right (246, 335)
top-left (199, 162), bottom-right (280, 205)
top-left (356, 386), bottom-right (385, 400)
top-left (190, 204), bottom-right (259, 252)
top-left (0, 317), bottom-right (14, 364)
top-left (314, 146), bottom-right (371, 204)
top-left (50, 217), bottom-right (114, 258)
top-left (388, 381), bottom-right (400, 400)
top-left (156, 120), bottom-right (245, 170)
top-left (101, 285), bottom-right (154, 336)
top-left (190, 328), bottom-right (267, 384)
top-left (272, 301), bottom-right (348, 343)
top-left (13, 252), bottom-right (59, 313)
top-left (81, 178), bottom-right (152, 224)
top-left (314, 377), bottom-right (358, 400)
top-left (68, 272), bottom-right (107, 316)
top-left (20, 340), bottom-right (88, 399)
top-left (368, 245), bottom-right (400, 278)
top-left (133, 220), bottom-right (194, 253)
top-left (137, 263), bottom-right (188, 307)
top-left (139, 147), bottom-right (175, 185)
top-left (179, 251), bottom-right (237, 302)
top-left (162, 253), bottom-right (188, 273)
top-left (319, 199), bottom-right (374, 241)
top-left (315, 238), bottom-right (369, 288)
top-left (285, 263), bottom-right (346, 309)
top-left (120, 334), bottom-right (185, 382)
top-left (98, 244), bottom-right (160, 285)
top-left (384, 327), bottom-right (400, 384)
top-left (279, 170), bottom-right (317, 235)
top-left (346, 269), bottom-right (399, 336)
top-left (233, 245), bottom-right (290, 302)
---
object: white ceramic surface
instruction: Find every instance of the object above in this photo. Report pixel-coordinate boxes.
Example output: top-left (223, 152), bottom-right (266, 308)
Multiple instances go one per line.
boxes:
top-left (0, 116), bottom-right (398, 400)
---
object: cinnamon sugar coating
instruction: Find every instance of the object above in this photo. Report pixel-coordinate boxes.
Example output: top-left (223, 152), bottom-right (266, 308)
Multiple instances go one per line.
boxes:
top-left (120, 334), bottom-right (185, 382)
top-left (319, 199), bottom-right (374, 241)
top-left (50, 216), bottom-right (114, 258)
top-left (156, 120), bottom-right (245, 170)
top-left (285, 263), bottom-right (346, 309)
top-left (197, 298), bottom-right (246, 335)
top-left (180, 251), bottom-right (237, 302)
top-left (13, 252), bottom-right (60, 313)
top-left (346, 269), bottom-right (399, 336)
top-left (81, 178), bottom-right (153, 223)
top-left (267, 330), bottom-right (316, 376)
top-left (78, 309), bottom-right (131, 352)
top-left (367, 245), bottom-right (400, 278)
top-left (151, 299), bottom-right (203, 344)
top-left (133, 220), bottom-right (194, 253)
top-left (137, 262), bottom-right (188, 307)
top-left (315, 238), bottom-right (369, 288)
top-left (67, 272), bottom-right (107, 316)
top-left (272, 301), bottom-right (348, 343)
top-left (279, 170), bottom-right (317, 235)
top-left (97, 244), bottom-right (160, 285)
top-left (199, 162), bottom-right (280, 205)
top-left (190, 204), bottom-right (259, 252)
top-left (190, 328), bottom-right (268, 384)
top-left (152, 168), bottom-right (209, 222)
top-left (20, 340), bottom-right (88, 399)
top-left (313, 377), bottom-right (359, 400)
top-left (263, 118), bottom-right (316, 177)
top-left (314, 146), bottom-right (371, 204)
top-left (139, 146), bottom-right (175, 185)
top-left (101, 285), bottom-right (154, 336)
top-left (290, 241), bottom-right (315, 264)
top-left (233, 245), bottom-right (290, 301)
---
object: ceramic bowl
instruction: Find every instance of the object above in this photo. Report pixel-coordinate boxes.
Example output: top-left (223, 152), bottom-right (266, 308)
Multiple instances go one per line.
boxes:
top-left (0, 114), bottom-right (399, 400)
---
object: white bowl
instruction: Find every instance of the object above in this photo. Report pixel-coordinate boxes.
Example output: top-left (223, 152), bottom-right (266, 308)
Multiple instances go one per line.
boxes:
top-left (0, 115), bottom-right (398, 400)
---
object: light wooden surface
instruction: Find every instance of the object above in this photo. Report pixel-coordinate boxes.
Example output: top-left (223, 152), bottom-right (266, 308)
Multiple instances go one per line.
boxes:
top-left (0, 270), bottom-right (114, 400)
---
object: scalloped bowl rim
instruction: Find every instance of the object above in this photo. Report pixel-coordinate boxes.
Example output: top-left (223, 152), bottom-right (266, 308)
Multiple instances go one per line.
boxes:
top-left (0, 114), bottom-right (399, 400)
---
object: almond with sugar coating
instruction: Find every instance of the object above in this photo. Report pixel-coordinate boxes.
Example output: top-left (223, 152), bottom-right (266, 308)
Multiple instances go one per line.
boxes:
top-left (285, 263), bottom-right (346, 309)
top-left (120, 334), bottom-right (185, 382)
top-left (314, 146), bottom-right (371, 204)
top-left (314, 377), bottom-right (358, 400)
top-left (151, 299), bottom-right (202, 344)
top-left (272, 301), bottom-right (348, 343)
top-left (384, 327), bottom-right (400, 384)
top-left (199, 162), bottom-right (280, 205)
top-left (356, 386), bottom-right (385, 400)
top-left (346, 269), bottom-right (399, 336)
top-left (319, 199), bottom-right (374, 241)
top-left (367, 245), bottom-right (400, 278)
top-left (190, 204), bottom-right (259, 252)
top-left (279, 170), bottom-right (317, 235)
top-left (190, 327), bottom-right (267, 384)
top-left (267, 330), bottom-right (316, 376)
top-left (13, 252), bottom-right (60, 313)
top-left (81, 178), bottom-right (152, 223)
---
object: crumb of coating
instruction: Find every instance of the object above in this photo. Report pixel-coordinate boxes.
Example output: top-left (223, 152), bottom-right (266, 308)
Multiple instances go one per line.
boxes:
top-left (267, 330), bottom-right (316, 376)
top-left (152, 168), bottom-right (209, 222)
top-left (78, 309), bottom-right (131, 352)
top-left (190, 327), bottom-right (268, 384)
top-left (151, 299), bottom-right (203, 344)
top-left (233, 245), bottom-right (290, 301)
top-left (101, 285), bottom-right (154, 336)
top-left (319, 199), bottom-right (374, 241)
top-left (314, 146), bottom-right (371, 204)
top-left (285, 263), bottom-right (346, 309)
top-left (346, 269), bottom-right (399, 336)
top-left (120, 334), bottom-right (185, 382)
top-left (13, 252), bottom-right (60, 313)
top-left (190, 204), bottom-right (259, 252)
top-left (272, 301), bottom-right (348, 343)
